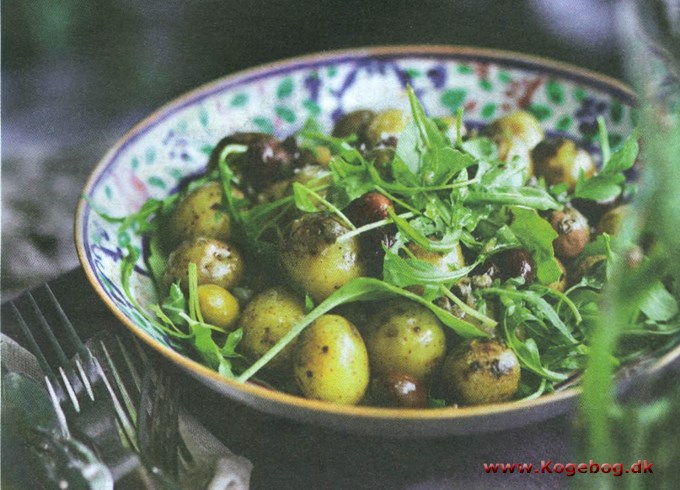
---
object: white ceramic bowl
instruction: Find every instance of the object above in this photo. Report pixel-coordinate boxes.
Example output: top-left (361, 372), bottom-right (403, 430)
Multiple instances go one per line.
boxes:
top-left (77, 46), bottom-right (674, 437)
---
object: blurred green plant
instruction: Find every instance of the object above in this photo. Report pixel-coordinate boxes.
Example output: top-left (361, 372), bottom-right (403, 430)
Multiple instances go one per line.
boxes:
top-left (578, 1), bottom-right (680, 487)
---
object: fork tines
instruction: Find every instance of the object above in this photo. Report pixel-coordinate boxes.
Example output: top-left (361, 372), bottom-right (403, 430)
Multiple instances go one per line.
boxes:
top-left (10, 285), bottom-right (97, 407)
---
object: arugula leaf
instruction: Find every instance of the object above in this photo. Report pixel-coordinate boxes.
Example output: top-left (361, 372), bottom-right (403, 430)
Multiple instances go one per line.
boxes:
top-left (508, 206), bottom-right (562, 285)
top-left (220, 328), bottom-right (244, 358)
top-left (291, 182), bottom-right (355, 229)
top-left (486, 286), bottom-right (579, 345)
top-left (464, 186), bottom-right (561, 210)
top-left (160, 283), bottom-right (187, 326)
top-left (382, 250), bottom-right (478, 289)
top-left (328, 155), bottom-right (375, 207)
top-left (639, 281), bottom-right (679, 323)
top-left (396, 86), bottom-right (477, 186)
top-left (574, 127), bottom-right (639, 202)
top-left (504, 321), bottom-right (569, 382)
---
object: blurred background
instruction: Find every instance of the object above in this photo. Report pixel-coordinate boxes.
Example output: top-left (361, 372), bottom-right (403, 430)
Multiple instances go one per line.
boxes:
top-left (1, 0), bottom-right (619, 297)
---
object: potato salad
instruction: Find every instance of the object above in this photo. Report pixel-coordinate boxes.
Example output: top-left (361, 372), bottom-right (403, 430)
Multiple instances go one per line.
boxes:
top-left (108, 88), bottom-right (679, 408)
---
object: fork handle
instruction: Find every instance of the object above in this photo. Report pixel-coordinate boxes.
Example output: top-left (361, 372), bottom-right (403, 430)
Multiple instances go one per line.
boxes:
top-left (70, 399), bottom-right (161, 489)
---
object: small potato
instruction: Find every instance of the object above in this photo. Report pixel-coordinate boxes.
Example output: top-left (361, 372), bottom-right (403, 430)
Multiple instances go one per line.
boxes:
top-left (365, 300), bottom-right (447, 382)
top-left (483, 111), bottom-right (544, 175)
top-left (365, 109), bottom-right (409, 147)
top-left (345, 192), bottom-right (394, 226)
top-left (596, 205), bottom-right (630, 236)
top-left (164, 237), bottom-right (244, 292)
top-left (345, 192), bottom-right (397, 276)
top-left (294, 314), bottom-right (369, 405)
top-left (332, 109), bottom-right (376, 140)
top-left (532, 138), bottom-right (596, 189)
top-left (240, 287), bottom-right (306, 370)
top-left (440, 339), bottom-right (520, 405)
top-left (166, 182), bottom-right (230, 247)
top-left (208, 132), bottom-right (300, 194)
top-left (197, 284), bottom-right (240, 331)
top-left (550, 207), bottom-right (591, 260)
top-left (280, 213), bottom-right (368, 302)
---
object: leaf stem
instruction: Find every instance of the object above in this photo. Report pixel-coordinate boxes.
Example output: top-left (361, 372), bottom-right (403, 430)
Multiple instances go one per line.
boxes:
top-left (337, 212), bottom-right (414, 242)
top-left (439, 285), bottom-right (498, 329)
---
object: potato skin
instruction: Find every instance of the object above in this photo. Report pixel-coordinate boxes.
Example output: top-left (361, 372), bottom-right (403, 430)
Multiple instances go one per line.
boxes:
top-left (440, 339), bottom-right (520, 405)
top-left (163, 237), bottom-right (244, 292)
top-left (240, 287), bottom-right (306, 370)
top-left (294, 314), bottom-right (369, 405)
top-left (197, 284), bottom-right (240, 331)
top-left (365, 300), bottom-right (447, 382)
top-left (365, 109), bottom-right (409, 147)
top-left (332, 109), bottom-right (376, 140)
top-left (532, 138), bottom-right (596, 189)
top-left (483, 111), bottom-right (544, 175)
top-left (596, 205), bottom-right (630, 236)
top-left (280, 213), bottom-right (368, 302)
top-left (550, 207), bottom-right (591, 260)
top-left (166, 182), bottom-right (230, 247)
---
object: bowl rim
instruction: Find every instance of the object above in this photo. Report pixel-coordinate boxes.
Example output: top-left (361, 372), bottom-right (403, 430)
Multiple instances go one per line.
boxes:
top-left (74, 44), bottom-right (675, 425)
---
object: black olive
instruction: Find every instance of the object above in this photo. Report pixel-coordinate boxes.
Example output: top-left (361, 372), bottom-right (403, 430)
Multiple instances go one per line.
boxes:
top-left (344, 192), bottom-right (397, 277)
top-left (493, 249), bottom-right (536, 285)
top-left (208, 132), bottom-right (305, 194)
top-left (371, 371), bottom-right (428, 408)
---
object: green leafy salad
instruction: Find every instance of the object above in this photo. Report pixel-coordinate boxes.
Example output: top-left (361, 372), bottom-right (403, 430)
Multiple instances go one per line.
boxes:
top-left (102, 87), bottom-right (679, 408)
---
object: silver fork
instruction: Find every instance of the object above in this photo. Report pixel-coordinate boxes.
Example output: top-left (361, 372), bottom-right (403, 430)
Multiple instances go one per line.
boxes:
top-left (87, 332), bottom-right (187, 487)
top-left (10, 284), bottom-right (159, 488)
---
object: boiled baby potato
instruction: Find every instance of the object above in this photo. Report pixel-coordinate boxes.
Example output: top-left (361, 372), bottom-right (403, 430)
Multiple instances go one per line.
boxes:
top-left (197, 284), bottom-right (240, 331)
top-left (483, 110), bottom-right (544, 176)
top-left (294, 314), bottom-right (369, 405)
top-left (440, 339), bottom-right (520, 405)
top-left (365, 300), bottom-right (447, 382)
top-left (163, 237), bottom-right (244, 292)
top-left (596, 204), bottom-right (630, 236)
top-left (280, 213), bottom-right (368, 302)
top-left (532, 138), bottom-right (596, 190)
top-left (166, 182), bottom-right (231, 247)
top-left (365, 109), bottom-right (409, 147)
top-left (240, 287), bottom-right (306, 370)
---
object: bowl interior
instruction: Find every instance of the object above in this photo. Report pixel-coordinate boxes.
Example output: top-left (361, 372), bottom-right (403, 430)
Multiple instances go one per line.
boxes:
top-left (76, 46), bottom-right (638, 436)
